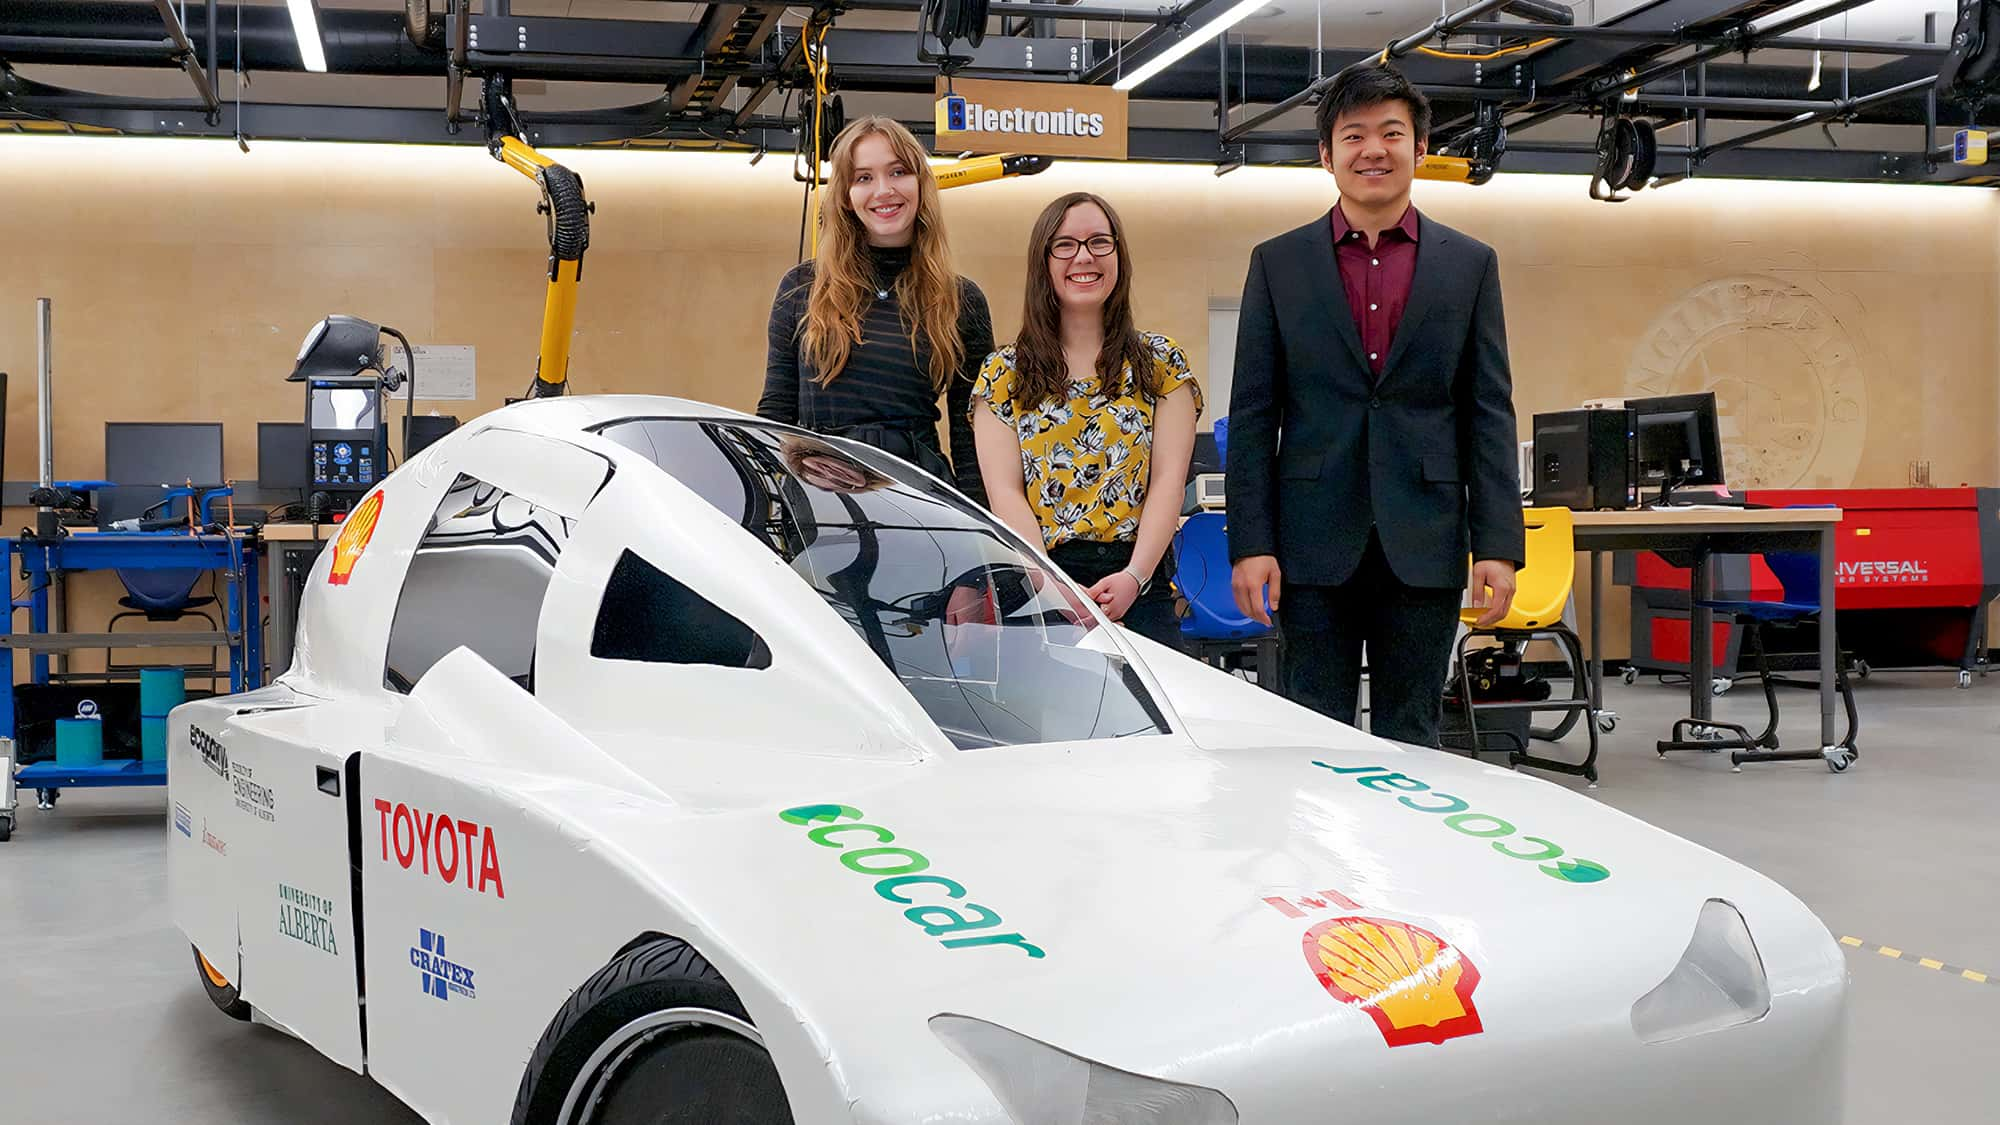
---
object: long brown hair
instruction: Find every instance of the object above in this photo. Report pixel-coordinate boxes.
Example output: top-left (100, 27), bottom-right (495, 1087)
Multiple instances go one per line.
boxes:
top-left (1010, 191), bottom-right (1157, 410)
top-left (801, 116), bottom-right (964, 389)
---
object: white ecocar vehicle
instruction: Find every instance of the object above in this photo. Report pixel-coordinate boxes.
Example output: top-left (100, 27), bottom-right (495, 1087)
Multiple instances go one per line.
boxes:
top-left (168, 396), bottom-right (1846, 1125)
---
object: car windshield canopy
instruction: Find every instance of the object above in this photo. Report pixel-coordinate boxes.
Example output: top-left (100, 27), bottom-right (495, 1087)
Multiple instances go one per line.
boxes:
top-left (594, 418), bottom-right (1169, 749)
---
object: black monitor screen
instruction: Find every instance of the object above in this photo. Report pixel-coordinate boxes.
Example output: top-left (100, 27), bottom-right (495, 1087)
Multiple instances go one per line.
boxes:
top-left (259, 422), bottom-right (309, 491)
top-left (1630, 392), bottom-right (1723, 497)
top-left (102, 422), bottom-right (225, 527)
top-left (310, 385), bottom-right (379, 431)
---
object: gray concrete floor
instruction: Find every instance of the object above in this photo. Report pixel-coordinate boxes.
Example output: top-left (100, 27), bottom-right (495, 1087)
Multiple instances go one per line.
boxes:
top-left (1, 670), bottom-right (1995, 1123)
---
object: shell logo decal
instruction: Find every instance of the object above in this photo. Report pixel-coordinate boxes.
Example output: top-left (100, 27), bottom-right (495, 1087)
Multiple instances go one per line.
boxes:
top-left (1302, 915), bottom-right (1484, 1047)
top-left (327, 492), bottom-right (384, 587)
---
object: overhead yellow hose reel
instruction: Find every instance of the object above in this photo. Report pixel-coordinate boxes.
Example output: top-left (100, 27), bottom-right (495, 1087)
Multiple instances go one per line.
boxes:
top-left (485, 76), bottom-right (592, 398)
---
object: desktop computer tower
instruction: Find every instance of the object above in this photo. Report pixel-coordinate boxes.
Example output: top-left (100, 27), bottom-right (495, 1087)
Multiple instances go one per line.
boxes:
top-left (1532, 408), bottom-right (1636, 510)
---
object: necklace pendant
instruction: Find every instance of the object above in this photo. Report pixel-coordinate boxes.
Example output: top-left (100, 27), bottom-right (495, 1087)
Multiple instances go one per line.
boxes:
top-left (876, 288), bottom-right (889, 300)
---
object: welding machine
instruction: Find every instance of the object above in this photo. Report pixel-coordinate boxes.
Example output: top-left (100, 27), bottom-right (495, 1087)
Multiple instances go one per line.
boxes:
top-left (287, 315), bottom-right (414, 519)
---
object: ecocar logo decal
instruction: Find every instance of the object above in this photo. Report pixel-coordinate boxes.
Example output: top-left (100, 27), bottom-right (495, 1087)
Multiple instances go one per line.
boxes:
top-left (1311, 762), bottom-right (1612, 884)
top-left (779, 804), bottom-right (1045, 958)
top-left (1304, 916), bottom-right (1484, 1047)
top-left (327, 491), bottom-right (383, 586)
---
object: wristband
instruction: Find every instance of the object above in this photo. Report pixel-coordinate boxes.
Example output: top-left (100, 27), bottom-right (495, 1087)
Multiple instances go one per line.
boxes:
top-left (1120, 566), bottom-right (1152, 594)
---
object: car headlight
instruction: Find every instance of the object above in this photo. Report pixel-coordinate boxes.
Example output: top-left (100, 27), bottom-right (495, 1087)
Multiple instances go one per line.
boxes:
top-left (1630, 898), bottom-right (1771, 1044)
top-left (931, 1014), bottom-right (1238, 1125)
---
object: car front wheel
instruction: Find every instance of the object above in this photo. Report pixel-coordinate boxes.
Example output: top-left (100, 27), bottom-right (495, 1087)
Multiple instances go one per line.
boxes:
top-left (510, 936), bottom-right (792, 1125)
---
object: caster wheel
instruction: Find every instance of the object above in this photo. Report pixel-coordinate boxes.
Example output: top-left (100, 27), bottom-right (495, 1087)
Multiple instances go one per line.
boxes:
top-left (1959, 670), bottom-right (1973, 689)
top-left (0, 815), bottom-right (12, 842)
top-left (1597, 715), bottom-right (1618, 733)
top-left (1710, 679), bottom-right (1733, 697)
top-left (1621, 667), bottom-right (1638, 685)
top-left (1855, 660), bottom-right (1871, 680)
top-left (1824, 748), bottom-right (1854, 773)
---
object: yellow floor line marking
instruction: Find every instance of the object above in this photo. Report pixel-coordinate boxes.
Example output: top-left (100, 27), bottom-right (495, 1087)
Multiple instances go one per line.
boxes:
top-left (1839, 936), bottom-right (1998, 989)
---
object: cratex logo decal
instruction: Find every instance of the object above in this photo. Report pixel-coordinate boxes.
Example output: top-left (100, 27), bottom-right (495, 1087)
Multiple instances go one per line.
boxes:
top-left (411, 929), bottom-right (476, 1001)
top-left (202, 821), bottom-right (228, 856)
top-left (374, 800), bottom-right (506, 899)
top-left (780, 804), bottom-right (1044, 958)
top-left (278, 884), bottom-right (339, 955)
top-left (231, 762), bottom-right (277, 823)
top-left (1312, 762), bottom-right (1611, 884)
top-left (192, 725), bottom-right (229, 779)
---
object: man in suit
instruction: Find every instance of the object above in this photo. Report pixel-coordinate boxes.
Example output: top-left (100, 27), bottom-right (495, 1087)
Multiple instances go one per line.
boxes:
top-left (1226, 63), bottom-right (1524, 747)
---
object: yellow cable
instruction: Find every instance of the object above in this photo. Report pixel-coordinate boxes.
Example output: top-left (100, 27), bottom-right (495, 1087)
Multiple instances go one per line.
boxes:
top-left (1413, 37), bottom-right (1555, 61)
top-left (805, 16), bottom-right (831, 257)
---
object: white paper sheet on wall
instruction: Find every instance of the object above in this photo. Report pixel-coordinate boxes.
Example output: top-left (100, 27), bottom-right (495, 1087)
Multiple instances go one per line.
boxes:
top-left (410, 345), bottom-right (477, 400)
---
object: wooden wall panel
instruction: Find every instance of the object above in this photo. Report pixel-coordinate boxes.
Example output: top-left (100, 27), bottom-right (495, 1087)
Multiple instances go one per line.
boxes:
top-left (3, 136), bottom-right (1996, 664)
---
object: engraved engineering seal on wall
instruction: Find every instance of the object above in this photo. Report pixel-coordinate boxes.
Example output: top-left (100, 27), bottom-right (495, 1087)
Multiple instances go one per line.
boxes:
top-left (1625, 276), bottom-right (1867, 489)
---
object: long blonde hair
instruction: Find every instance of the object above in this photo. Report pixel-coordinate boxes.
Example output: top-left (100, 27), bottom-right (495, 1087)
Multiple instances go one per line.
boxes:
top-left (802, 116), bottom-right (964, 389)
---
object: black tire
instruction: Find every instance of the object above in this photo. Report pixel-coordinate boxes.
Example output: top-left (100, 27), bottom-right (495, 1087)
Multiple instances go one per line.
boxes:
top-left (194, 945), bottom-right (252, 1021)
top-left (510, 937), bottom-right (792, 1125)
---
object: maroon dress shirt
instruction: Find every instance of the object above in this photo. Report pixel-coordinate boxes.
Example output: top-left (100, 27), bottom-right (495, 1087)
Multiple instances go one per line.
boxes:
top-left (1330, 203), bottom-right (1420, 378)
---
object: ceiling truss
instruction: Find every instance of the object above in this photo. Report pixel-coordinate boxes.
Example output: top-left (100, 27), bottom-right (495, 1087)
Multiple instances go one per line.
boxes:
top-left (2, 0), bottom-right (1995, 188)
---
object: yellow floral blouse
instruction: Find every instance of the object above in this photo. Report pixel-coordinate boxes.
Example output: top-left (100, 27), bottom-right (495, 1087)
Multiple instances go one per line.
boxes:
top-left (972, 332), bottom-right (1203, 549)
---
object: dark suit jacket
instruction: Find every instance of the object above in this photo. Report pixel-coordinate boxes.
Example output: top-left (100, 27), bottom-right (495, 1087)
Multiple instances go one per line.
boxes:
top-left (1226, 209), bottom-right (1525, 589)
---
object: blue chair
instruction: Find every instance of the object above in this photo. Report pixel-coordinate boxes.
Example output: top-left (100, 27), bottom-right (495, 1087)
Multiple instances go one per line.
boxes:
top-left (105, 489), bottom-right (224, 687)
top-left (1173, 511), bottom-right (1281, 688)
top-left (1658, 546), bottom-right (1859, 771)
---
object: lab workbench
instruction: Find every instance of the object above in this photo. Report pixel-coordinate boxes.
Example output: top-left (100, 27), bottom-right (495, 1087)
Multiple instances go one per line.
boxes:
top-left (1, 529), bottom-right (263, 826)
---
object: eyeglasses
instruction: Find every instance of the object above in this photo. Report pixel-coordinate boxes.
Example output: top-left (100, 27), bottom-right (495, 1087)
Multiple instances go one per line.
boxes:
top-left (1048, 235), bottom-right (1118, 260)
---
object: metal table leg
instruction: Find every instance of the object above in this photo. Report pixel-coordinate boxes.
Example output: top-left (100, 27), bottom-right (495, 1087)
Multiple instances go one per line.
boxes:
top-left (1818, 522), bottom-right (1838, 751)
top-left (1690, 544), bottom-right (1713, 722)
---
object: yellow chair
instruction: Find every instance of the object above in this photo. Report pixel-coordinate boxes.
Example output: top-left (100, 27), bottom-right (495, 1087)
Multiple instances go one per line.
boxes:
top-left (1448, 506), bottom-right (1603, 784)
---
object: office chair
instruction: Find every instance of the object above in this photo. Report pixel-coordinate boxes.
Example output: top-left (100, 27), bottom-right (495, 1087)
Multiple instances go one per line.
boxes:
top-left (105, 492), bottom-right (224, 689)
top-left (1172, 511), bottom-right (1281, 689)
top-left (1448, 506), bottom-right (1602, 784)
top-left (1657, 546), bottom-right (1860, 772)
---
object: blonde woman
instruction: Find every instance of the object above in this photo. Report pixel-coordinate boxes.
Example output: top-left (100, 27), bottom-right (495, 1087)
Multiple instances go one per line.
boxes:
top-left (972, 191), bottom-right (1201, 649)
top-left (759, 116), bottom-right (993, 503)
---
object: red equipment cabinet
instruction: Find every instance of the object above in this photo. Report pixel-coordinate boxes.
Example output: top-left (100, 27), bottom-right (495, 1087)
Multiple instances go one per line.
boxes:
top-left (1623, 487), bottom-right (1999, 687)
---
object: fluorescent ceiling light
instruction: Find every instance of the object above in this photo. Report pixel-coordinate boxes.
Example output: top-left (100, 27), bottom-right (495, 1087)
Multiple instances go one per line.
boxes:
top-left (1114, 0), bottom-right (1270, 92)
top-left (287, 0), bottom-right (327, 73)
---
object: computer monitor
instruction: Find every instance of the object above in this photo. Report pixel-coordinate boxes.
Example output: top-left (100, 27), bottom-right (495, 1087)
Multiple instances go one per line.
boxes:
top-left (101, 421), bottom-right (225, 527)
top-left (1629, 392), bottom-right (1723, 505)
top-left (258, 421), bottom-right (310, 493)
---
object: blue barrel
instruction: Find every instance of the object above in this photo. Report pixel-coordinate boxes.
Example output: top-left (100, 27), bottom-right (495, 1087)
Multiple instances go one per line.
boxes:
top-left (56, 717), bottom-right (104, 767)
top-left (140, 667), bottom-right (187, 718)
top-left (141, 716), bottom-right (171, 762)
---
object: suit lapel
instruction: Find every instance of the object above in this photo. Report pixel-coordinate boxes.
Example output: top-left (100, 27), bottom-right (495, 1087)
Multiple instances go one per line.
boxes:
top-left (1299, 212), bottom-right (1374, 378)
top-left (1378, 218), bottom-right (1449, 385)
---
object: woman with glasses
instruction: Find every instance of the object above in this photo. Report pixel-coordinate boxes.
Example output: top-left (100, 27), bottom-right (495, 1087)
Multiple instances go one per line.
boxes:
top-left (760, 116), bottom-right (993, 503)
top-left (971, 191), bottom-right (1201, 648)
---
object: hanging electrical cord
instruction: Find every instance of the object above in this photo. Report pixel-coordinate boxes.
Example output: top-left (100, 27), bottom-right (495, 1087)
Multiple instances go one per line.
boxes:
top-left (803, 14), bottom-right (835, 258)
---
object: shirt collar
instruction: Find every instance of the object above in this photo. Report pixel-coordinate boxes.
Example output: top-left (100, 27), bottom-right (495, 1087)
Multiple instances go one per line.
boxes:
top-left (1331, 202), bottom-right (1420, 244)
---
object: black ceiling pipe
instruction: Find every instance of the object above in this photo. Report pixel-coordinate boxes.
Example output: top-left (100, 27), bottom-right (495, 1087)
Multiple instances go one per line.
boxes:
top-left (0, 1), bottom-right (444, 74)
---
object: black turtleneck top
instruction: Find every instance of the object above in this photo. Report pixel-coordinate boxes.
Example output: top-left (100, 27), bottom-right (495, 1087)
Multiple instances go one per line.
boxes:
top-left (759, 245), bottom-right (993, 502)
